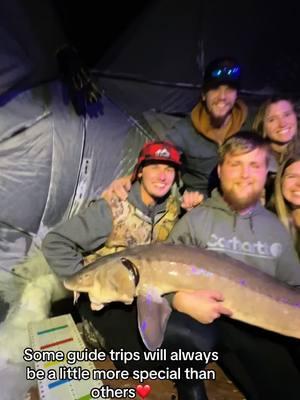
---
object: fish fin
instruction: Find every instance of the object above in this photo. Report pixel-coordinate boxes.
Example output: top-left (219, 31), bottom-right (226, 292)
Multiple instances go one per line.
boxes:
top-left (137, 292), bottom-right (172, 351)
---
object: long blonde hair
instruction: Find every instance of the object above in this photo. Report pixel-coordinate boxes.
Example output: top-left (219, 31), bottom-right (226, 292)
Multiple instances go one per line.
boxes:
top-left (253, 96), bottom-right (299, 163)
top-left (274, 154), bottom-right (300, 247)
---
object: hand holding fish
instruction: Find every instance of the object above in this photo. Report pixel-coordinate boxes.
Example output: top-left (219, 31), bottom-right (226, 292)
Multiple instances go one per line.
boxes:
top-left (172, 289), bottom-right (232, 324)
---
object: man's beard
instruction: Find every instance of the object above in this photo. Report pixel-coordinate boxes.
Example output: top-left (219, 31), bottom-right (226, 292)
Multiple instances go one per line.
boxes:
top-left (205, 103), bottom-right (233, 128)
top-left (221, 185), bottom-right (262, 212)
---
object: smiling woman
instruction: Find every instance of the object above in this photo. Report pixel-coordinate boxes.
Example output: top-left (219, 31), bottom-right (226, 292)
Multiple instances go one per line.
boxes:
top-left (264, 100), bottom-right (297, 144)
top-left (273, 154), bottom-right (300, 257)
top-left (253, 97), bottom-right (299, 166)
top-left (253, 96), bottom-right (300, 204)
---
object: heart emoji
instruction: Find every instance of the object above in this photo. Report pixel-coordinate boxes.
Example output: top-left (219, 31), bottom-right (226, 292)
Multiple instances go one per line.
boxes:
top-left (136, 384), bottom-right (151, 399)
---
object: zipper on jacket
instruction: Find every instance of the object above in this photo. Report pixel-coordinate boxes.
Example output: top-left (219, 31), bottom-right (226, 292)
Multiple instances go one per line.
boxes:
top-left (149, 207), bottom-right (155, 241)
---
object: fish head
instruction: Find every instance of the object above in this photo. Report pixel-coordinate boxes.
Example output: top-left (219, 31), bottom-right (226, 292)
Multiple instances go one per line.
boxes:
top-left (64, 268), bottom-right (96, 292)
top-left (63, 256), bottom-right (138, 309)
top-left (64, 268), bottom-right (97, 306)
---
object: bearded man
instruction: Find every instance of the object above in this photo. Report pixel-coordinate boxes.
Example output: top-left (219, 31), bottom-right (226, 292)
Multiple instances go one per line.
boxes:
top-left (165, 57), bottom-right (249, 196)
top-left (168, 131), bottom-right (300, 400)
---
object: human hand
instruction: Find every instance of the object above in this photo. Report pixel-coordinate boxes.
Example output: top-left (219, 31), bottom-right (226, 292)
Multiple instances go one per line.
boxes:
top-left (181, 190), bottom-right (204, 211)
top-left (172, 289), bottom-right (232, 324)
top-left (101, 175), bottom-right (132, 202)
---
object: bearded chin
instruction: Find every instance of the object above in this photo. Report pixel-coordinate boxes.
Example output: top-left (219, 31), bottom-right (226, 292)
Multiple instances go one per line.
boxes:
top-left (206, 105), bottom-right (232, 129)
top-left (222, 188), bottom-right (262, 212)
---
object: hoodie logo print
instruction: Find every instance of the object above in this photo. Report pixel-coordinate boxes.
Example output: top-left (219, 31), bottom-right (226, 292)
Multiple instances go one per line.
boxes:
top-left (207, 234), bottom-right (282, 259)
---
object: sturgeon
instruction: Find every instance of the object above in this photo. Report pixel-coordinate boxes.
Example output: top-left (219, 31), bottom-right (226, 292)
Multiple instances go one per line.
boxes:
top-left (64, 243), bottom-right (300, 350)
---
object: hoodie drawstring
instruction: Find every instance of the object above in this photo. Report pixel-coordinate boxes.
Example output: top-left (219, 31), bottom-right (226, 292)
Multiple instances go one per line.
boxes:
top-left (249, 215), bottom-right (254, 234)
top-left (233, 214), bottom-right (237, 232)
top-left (233, 213), bottom-right (255, 234)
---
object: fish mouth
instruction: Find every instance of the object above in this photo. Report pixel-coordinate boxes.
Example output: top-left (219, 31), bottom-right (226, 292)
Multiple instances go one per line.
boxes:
top-left (88, 294), bottom-right (107, 311)
top-left (90, 302), bottom-right (105, 311)
top-left (73, 291), bottom-right (106, 311)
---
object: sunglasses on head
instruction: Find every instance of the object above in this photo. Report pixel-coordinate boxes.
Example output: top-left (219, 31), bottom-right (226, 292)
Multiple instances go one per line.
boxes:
top-left (211, 66), bottom-right (241, 79)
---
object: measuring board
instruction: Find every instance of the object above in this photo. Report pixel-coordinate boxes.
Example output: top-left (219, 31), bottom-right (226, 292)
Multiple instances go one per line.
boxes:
top-left (28, 313), bottom-right (107, 400)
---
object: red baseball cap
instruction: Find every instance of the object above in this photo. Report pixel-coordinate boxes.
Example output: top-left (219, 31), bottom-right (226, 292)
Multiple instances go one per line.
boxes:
top-left (131, 141), bottom-right (182, 182)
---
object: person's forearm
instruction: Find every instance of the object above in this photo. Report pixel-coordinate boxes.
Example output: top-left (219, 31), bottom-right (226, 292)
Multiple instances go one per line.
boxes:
top-left (42, 231), bottom-right (84, 278)
top-left (42, 200), bottom-right (113, 278)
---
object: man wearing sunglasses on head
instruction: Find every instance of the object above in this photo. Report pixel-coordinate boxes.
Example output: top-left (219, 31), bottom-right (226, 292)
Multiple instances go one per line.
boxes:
top-left (102, 58), bottom-right (249, 208)
top-left (164, 57), bottom-right (248, 198)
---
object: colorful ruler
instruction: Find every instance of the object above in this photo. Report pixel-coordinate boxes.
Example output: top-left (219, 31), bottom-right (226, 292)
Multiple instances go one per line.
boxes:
top-left (28, 313), bottom-right (106, 400)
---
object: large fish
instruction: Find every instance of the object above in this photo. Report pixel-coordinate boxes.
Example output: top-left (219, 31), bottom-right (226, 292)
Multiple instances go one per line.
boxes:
top-left (64, 243), bottom-right (300, 351)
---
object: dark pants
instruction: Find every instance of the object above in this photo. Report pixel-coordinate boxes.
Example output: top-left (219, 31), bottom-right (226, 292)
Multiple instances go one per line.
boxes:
top-left (216, 317), bottom-right (300, 400)
top-left (78, 296), bottom-right (218, 400)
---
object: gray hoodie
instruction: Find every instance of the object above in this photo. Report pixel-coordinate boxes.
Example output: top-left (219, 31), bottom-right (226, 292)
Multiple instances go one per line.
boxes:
top-left (168, 189), bottom-right (300, 287)
top-left (42, 181), bottom-right (173, 278)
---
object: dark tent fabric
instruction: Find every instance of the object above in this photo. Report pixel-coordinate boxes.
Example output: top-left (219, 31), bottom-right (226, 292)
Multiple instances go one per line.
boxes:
top-left (92, 0), bottom-right (300, 117)
top-left (0, 0), bottom-right (65, 95)
top-left (2, 0), bottom-right (300, 97)
top-left (96, 0), bottom-right (300, 94)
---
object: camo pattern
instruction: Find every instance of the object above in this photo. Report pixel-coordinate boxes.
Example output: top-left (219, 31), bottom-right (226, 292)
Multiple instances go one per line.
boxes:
top-left (84, 195), bottom-right (179, 265)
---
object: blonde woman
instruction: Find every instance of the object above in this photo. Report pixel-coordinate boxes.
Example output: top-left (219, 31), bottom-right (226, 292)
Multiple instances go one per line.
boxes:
top-left (273, 154), bottom-right (300, 257)
top-left (253, 96), bottom-right (299, 202)
top-left (253, 96), bottom-right (299, 165)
